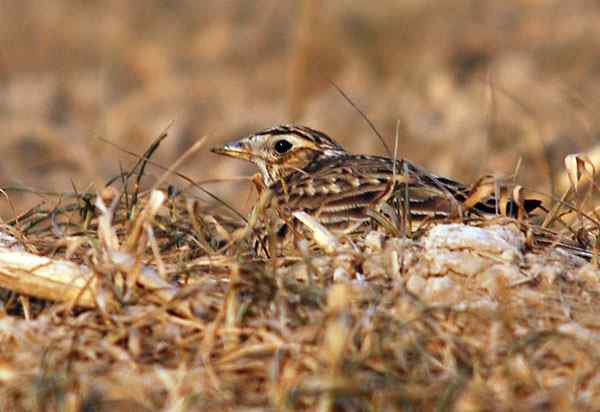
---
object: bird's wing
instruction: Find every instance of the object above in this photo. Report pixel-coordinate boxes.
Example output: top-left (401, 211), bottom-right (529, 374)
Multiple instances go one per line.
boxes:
top-left (271, 155), bottom-right (541, 233)
top-left (271, 156), bottom-right (462, 228)
top-left (402, 160), bottom-right (542, 218)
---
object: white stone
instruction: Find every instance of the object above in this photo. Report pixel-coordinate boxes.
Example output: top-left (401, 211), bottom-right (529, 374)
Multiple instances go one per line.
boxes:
top-left (422, 276), bottom-right (460, 304)
top-left (426, 250), bottom-right (488, 277)
top-left (424, 223), bottom-right (523, 262)
top-left (406, 274), bottom-right (427, 295)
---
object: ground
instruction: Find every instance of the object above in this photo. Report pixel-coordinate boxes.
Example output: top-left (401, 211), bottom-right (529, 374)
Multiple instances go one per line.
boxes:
top-left (1, 1), bottom-right (600, 411)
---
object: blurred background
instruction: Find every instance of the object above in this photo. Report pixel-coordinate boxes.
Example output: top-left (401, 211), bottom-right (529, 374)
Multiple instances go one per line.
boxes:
top-left (1, 0), bottom-right (600, 218)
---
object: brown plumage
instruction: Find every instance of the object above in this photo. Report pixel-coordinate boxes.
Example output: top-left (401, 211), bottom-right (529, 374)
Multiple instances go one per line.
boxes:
top-left (211, 125), bottom-right (541, 237)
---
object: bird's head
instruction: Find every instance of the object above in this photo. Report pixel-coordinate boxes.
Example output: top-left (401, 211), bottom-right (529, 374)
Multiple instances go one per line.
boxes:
top-left (211, 125), bottom-right (346, 186)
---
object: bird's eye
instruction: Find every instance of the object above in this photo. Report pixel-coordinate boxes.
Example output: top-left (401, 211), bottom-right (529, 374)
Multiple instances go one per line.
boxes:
top-left (274, 139), bottom-right (293, 154)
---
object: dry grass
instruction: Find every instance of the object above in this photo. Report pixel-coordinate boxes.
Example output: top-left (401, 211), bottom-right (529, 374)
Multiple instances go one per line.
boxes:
top-left (2, 1), bottom-right (600, 411)
top-left (0, 131), bottom-right (599, 411)
top-left (3, 1), bottom-right (600, 216)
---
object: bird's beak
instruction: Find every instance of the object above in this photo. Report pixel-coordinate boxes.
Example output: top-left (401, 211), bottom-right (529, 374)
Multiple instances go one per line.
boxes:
top-left (210, 139), bottom-right (253, 161)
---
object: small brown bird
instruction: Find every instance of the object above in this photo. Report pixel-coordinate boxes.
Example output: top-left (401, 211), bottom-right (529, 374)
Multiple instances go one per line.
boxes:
top-left (211, 125), bottom-right (541, 237)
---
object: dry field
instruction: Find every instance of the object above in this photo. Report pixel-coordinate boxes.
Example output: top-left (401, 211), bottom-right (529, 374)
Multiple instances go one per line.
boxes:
top-left (1, 1), bottom-right (600, 411)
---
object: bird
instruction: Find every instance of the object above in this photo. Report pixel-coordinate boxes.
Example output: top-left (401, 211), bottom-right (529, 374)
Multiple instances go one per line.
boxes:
top-left (211, 125), bottom-right (543, 242)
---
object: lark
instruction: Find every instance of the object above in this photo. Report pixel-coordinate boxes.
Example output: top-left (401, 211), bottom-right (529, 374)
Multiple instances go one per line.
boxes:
top-left (211, 125), bottom-right (541, 239)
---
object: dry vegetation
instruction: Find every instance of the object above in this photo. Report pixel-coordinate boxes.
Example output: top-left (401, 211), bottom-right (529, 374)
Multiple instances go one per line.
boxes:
top-left (2, 1), bottom-right (600, 411)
